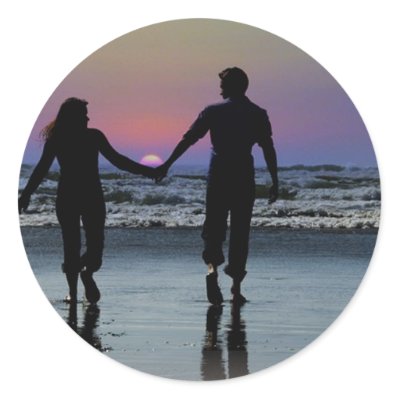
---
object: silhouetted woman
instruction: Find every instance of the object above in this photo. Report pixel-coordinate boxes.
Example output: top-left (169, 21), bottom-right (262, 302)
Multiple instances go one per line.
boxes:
top-left (19, 98), bottom-right (155, 304)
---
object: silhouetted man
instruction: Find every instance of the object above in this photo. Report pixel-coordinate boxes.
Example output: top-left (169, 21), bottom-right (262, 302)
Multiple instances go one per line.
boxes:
top-left (156, 67), bottom-right (278, 305)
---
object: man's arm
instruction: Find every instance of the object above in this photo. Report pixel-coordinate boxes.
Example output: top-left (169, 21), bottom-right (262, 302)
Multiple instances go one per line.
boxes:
top-left (155, 109), bottom-right (210, 181)
top-left (257, 110), bottom-right (278, 204)
top-left (261, 135), bottom-right (278, 203)
top-left (155, 137), bottom-right (193, 181)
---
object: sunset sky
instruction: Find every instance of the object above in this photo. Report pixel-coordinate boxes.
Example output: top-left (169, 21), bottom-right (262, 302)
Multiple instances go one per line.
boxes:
top-left (23, 19), bottom-right (377, 167)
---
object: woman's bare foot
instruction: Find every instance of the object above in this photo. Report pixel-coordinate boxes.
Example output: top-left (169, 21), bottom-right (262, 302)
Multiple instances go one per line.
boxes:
top-left (80, 269), bottom-right (101, 304)
top-left (63, 294), bottom-right (78, 304)
top-left (65, 272), bottom-right (79, 304)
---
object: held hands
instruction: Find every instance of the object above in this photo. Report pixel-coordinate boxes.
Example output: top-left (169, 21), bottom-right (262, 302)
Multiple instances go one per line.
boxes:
top-left (142, 166), bottom-right (158, 180)
top-left (154, 164), bottom-right (170, 183)
top-left (141, 163), bottom-right (170, 183)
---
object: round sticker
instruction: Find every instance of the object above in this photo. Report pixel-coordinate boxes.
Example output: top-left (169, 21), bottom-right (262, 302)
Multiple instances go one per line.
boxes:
top-left (18, 19), bottom-right (379, 380)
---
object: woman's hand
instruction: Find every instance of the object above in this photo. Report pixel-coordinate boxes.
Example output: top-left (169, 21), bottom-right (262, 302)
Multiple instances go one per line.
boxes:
top-left (268, 183), bottom-right (278, 204)
top-left (18, 193), bottom-right (31, 214)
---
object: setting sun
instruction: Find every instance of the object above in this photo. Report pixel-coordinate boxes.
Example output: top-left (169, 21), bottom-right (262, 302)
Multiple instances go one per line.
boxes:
top-left (140, 154), bottom-right (163, 167)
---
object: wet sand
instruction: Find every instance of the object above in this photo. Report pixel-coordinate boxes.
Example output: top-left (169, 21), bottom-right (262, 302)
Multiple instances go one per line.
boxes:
top-left (20, 226), bottom-right (376, 380)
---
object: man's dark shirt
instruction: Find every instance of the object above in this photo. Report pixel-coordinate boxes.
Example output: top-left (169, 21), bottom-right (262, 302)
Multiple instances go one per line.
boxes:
top-left (183, 96), bottom-right (273, 173)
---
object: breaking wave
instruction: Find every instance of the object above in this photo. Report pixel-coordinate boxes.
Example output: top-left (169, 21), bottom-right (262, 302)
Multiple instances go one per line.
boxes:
top-left (19, 164), bottom-right (380, 229)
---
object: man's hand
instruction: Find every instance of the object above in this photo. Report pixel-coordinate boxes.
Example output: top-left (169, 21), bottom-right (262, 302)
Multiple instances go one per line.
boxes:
top-left (18, 194), bottom-right (30, 214)
top-left (268, 183), bottom-right (278, 204)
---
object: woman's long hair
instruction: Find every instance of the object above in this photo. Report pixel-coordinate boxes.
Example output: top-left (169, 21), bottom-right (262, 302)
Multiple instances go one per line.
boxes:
top-left (40, 97), bottom-right (88, 141)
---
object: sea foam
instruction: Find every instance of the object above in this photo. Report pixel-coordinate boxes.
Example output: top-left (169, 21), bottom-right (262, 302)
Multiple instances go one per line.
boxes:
top-left (18, 164), bottom-right (380, 230)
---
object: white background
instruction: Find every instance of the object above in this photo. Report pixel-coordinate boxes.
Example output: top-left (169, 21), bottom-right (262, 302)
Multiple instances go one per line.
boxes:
top-left (1, 1), bottom-right (399, 399)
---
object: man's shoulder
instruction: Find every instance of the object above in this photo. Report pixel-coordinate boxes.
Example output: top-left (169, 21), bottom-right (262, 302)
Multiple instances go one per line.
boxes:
top-left (202, 100), bottom-right (229, 112)
top-left (206, 97), bottom-right (267, 113)
top-left (244, 98), bottom-right (268, 114)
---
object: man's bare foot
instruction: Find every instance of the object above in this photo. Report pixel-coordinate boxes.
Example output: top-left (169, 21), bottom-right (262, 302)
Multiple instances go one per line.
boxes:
top-left (232, 293), bottom-right (247, 305)
top-left (231, 282), bottom-right (247, 305)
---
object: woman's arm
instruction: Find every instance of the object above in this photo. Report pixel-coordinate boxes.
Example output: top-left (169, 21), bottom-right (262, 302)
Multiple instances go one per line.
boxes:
top-left (19, 141), bottom-right (56, 213)
top-left (96, 130), bottom-right (155, 177)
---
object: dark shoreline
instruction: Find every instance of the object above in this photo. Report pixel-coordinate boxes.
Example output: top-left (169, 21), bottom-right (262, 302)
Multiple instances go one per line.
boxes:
top-left (20, 225), bottom-right (379, 235)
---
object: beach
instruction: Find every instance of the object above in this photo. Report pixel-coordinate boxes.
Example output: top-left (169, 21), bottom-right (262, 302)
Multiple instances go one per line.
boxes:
top-left (21, 226), bottom-right (376, 380)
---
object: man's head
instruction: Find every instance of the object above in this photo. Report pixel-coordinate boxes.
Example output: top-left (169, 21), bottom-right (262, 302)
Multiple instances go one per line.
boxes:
top-left (219, 67), bottom-right (249, 99)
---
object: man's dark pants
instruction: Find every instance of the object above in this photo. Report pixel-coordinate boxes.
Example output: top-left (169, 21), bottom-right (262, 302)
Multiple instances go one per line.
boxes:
top-left (201, 162), bottom-right (255, 283)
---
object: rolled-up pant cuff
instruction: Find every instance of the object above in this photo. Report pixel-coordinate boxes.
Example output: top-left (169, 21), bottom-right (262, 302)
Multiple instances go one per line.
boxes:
top-left (61, 262), bottom-right (82, 274)
top-left (80, 252), bottom-right (102, 273)
top-left (224, 265), bottom-right (247, 282)
top-left (202, 243), bottom-right (225, 267)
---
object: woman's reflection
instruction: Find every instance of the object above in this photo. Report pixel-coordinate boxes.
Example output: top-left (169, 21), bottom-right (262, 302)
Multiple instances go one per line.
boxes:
top-left (67, 303), bottom-right (103, 351)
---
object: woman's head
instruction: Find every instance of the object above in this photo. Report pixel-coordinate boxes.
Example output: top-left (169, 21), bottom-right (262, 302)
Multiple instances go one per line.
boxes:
top-left (41, 97), bottom-right (89, 141)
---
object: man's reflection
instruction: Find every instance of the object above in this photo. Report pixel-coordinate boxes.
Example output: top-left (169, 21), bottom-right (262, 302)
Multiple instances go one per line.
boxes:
top-left (201, 305), bottom-right (226, 380)
top-left (227, 303), bottom-right (249, 378)
top-left (201, 303), bottom-right (248, 380)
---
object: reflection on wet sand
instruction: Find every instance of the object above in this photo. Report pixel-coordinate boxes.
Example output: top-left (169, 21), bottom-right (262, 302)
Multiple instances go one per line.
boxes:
top-left (227, 303), bottom-right (249, 379)
top-left (67, 303), bottom-right (103, 351)
top-left (201, 303), bottom-right (248, 380)
top-left (201, 305), bottom-right (226, 380)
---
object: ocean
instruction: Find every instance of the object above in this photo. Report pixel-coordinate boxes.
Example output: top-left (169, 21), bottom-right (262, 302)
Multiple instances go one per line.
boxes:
top-left (19, 164), bottom-right (379, 379)
top-left (19, 164), bottom-right (380, 230)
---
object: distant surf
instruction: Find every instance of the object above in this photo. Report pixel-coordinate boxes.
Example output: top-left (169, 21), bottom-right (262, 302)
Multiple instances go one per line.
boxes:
top-left (19, 164), bottom-right (380, 230)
